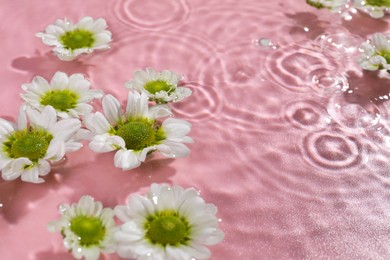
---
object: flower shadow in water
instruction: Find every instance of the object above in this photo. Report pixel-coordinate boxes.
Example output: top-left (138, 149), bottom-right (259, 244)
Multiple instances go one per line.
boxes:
top-left (0, 159), bottom-right (76, 224)
top-left (344, 70), bottom-right (390, 106)
top-left (11, 50), bottom-right (93, 78)
top-left (285, 12), bottom-right (330, 41)
top-left (342, 12), bottom-right (388, 37)
top-left (33, 249), bottom-right (75, 260)
top-left (63, 152), bottom-right (177, 206)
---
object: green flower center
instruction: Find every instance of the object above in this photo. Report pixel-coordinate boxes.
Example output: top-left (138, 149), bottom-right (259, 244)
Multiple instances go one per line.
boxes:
top-left (60, 29), bottom-right (95, 51)
top-left (70, 215), bottom-right (106, 247)
top-left (115, 120), bottom-right (165, 151)
top-left (365, 0), bottom-right (390, 7)
top-left (144, 80), bottom-right (173, 94)
top-left (40, 89), bottom-right (79, 112)
top-left (379, 51), bottom-right (390, 64)
top-left (145, 211), bottom-right (191, 246)
top-left (306, 0), bottom-right (325, 9)
top-left (4, 129), bottom-right (53, 161)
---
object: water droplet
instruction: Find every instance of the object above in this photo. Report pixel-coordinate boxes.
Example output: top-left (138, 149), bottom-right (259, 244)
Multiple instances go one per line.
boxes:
top-left (152, 195), bottom-right (158, 205)
top-left (58, 204), bottom-right (68, 214)
top-left (51, 156), bottom-right (68, 166)
top-left (255, 38), bottom-right (278, 49)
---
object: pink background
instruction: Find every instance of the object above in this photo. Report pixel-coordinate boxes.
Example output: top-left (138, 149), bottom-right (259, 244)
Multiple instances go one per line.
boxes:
top-left (1, 0), bottom-right (390, 259)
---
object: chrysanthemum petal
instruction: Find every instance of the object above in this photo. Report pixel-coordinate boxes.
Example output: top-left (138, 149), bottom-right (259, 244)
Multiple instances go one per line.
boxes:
top-left (103, 94), bottom-right (122, 124)
top-left (89, 134), bottom-right (125, 152)
top-left (45, 137), bottom-right (66, 161)
top-left (157, 141), bottom-right (190, 158)
top-left (114, 149), bottom-right (141, 170)
top-left (2, 157), bottom-right (32, 181)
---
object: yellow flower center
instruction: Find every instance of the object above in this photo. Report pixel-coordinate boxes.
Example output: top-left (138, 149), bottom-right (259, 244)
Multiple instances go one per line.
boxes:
top-left (40, 89), bottom-right (79, 112)
top-left (4, 129), bottom-right (53, 161)
top-left (144, 80), bottom-right (173, 94)
top-left (365, 0), bottom-right (390, 7)
top-left (145, 210), bottom-right (191, 246)
top-left (70, 215), bottom-right (106, 246)
top-left (114, 119), bottom-right (165, 151)
top-left (60, 29), bottom-right (95, 50)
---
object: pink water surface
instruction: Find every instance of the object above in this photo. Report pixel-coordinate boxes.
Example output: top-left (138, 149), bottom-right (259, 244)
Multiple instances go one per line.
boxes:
top-left (1, 0), bottom-right (390, 259)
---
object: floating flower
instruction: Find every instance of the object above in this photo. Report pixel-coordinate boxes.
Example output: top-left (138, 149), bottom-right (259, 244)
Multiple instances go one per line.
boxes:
top-left (357, 33), bottom-right (390, 71)
top-left (36, 16), bottom-right (112, 61)
top-left (21, 71), bottom-right (103, 119)
top-left (48, 195), bottom-right (117, 260)
top-left (306, 0), bottom-right (348, 11)
top-left (114, 183), bottom-right (224, 260)
top-left (84, 91), bottom-right (193, 170)
top-left (0, 106), bottom-right (82, 183)
top-left (125, 67), bottom-right (192, 104)
top-left (354, 0), bottom-right (390, 18)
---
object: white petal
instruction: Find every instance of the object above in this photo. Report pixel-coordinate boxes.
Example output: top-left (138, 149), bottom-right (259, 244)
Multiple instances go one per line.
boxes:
top-left (162, 118), bottom-right (192, 139)
top-left (65, 141), bottom-right (83, 153)
top-left (157, 141), bottom-right (190, 158)
top-left (148, 104), bottom-right (172, 119)
top-left (114, 149), bottom-right (141, 170)
top-left (2, 157), bottom-right (32, 181)
top-left (50, 71), bottom-right (69, 90)
top-left (21, 166), bottom-right (45, 183)
top-left (45, 137), bottom-right (66, 161)
top-left (83, 247), bottom-right (100, 260)
top-left (102, 94), bottom-right (122, 124)
top-left (0, 118), bottom-right (15, 136)
top-left (125, 91), bottom-right (149, 118)
top-left (27, 105), bottom-right (57, 129)
top-left (51, 118), bottom-right (81, 141)
top-left (84, 112), bottom-right (112, 134)
top-left (89, 134), bottom-right (125, 152)
top-left (17, 105), bottom-right (28, 130)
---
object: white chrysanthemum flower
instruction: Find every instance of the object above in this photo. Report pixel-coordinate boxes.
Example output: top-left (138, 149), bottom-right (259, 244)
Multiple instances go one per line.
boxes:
top-left (354, 0), bottom-right (390, 18)
top-left (21, 71), bottom-right (103, 119)
top-left (306, 0), bottom-right (348, 11)
top-left (36, 16), bottom-right (112, 61)
top-left (125, 68), bottom-right (192, 104)
top-left (114, 183), bottom-right (224, 260)
top-left (84, 91), bottom-right (193, 170)
top-left (48, 195), bottom-right (117, 260)
top-left (0, 105), bottom-right (82, 183)
top-left (357, 33), bottom-right (390, 71)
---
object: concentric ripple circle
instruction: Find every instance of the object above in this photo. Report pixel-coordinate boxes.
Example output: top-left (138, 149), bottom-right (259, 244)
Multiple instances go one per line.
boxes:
top-left (263, 42), bottom-right (346, 94)
top-left (112, 0), bottom-right (191, 31)
top-left (302, 131), bottom-right (363, 171)
top-left (327, 94), bottom-right (381, 131)
top-left (172, 82), bottom-right (223, 122)
top-left (284, 100), bottom-right (331, 131)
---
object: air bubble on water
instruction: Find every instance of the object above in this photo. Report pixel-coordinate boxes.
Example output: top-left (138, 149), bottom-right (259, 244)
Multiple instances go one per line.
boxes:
top-left (59, 204), bottom-right (68, 214)
top-left (255, 38), bottom-right (279, 50)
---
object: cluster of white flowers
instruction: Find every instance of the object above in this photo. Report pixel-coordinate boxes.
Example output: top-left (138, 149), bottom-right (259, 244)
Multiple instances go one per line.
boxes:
top-left (0, 67), bottom-right (193, 182)
top-left (357, 33), bottom-right (390, 72)
top-left (48, 184), bottom-right (224, 260)
top-left (3, 15), bottom-right (223, 260)
top-left (306, 0), bottom-right (349, 12)
top-left (306, 0), bottom-right (390, 18)
top-left (353, 0), bottom-right (390, 18)
top-left (0, 17), bottom-right (193, 183)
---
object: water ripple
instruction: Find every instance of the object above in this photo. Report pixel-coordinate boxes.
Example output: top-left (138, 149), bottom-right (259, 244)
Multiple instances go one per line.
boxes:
top-left (111, 0), bottom-right (191, 31)
top-left (283, 100), bottom-right (331, 131)
top-left (301, 130), bottom-right (364, 171)
top-left (172, 82), bottom-right (223, 123)
top-left (263, 42), bottom-right (347, 94)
